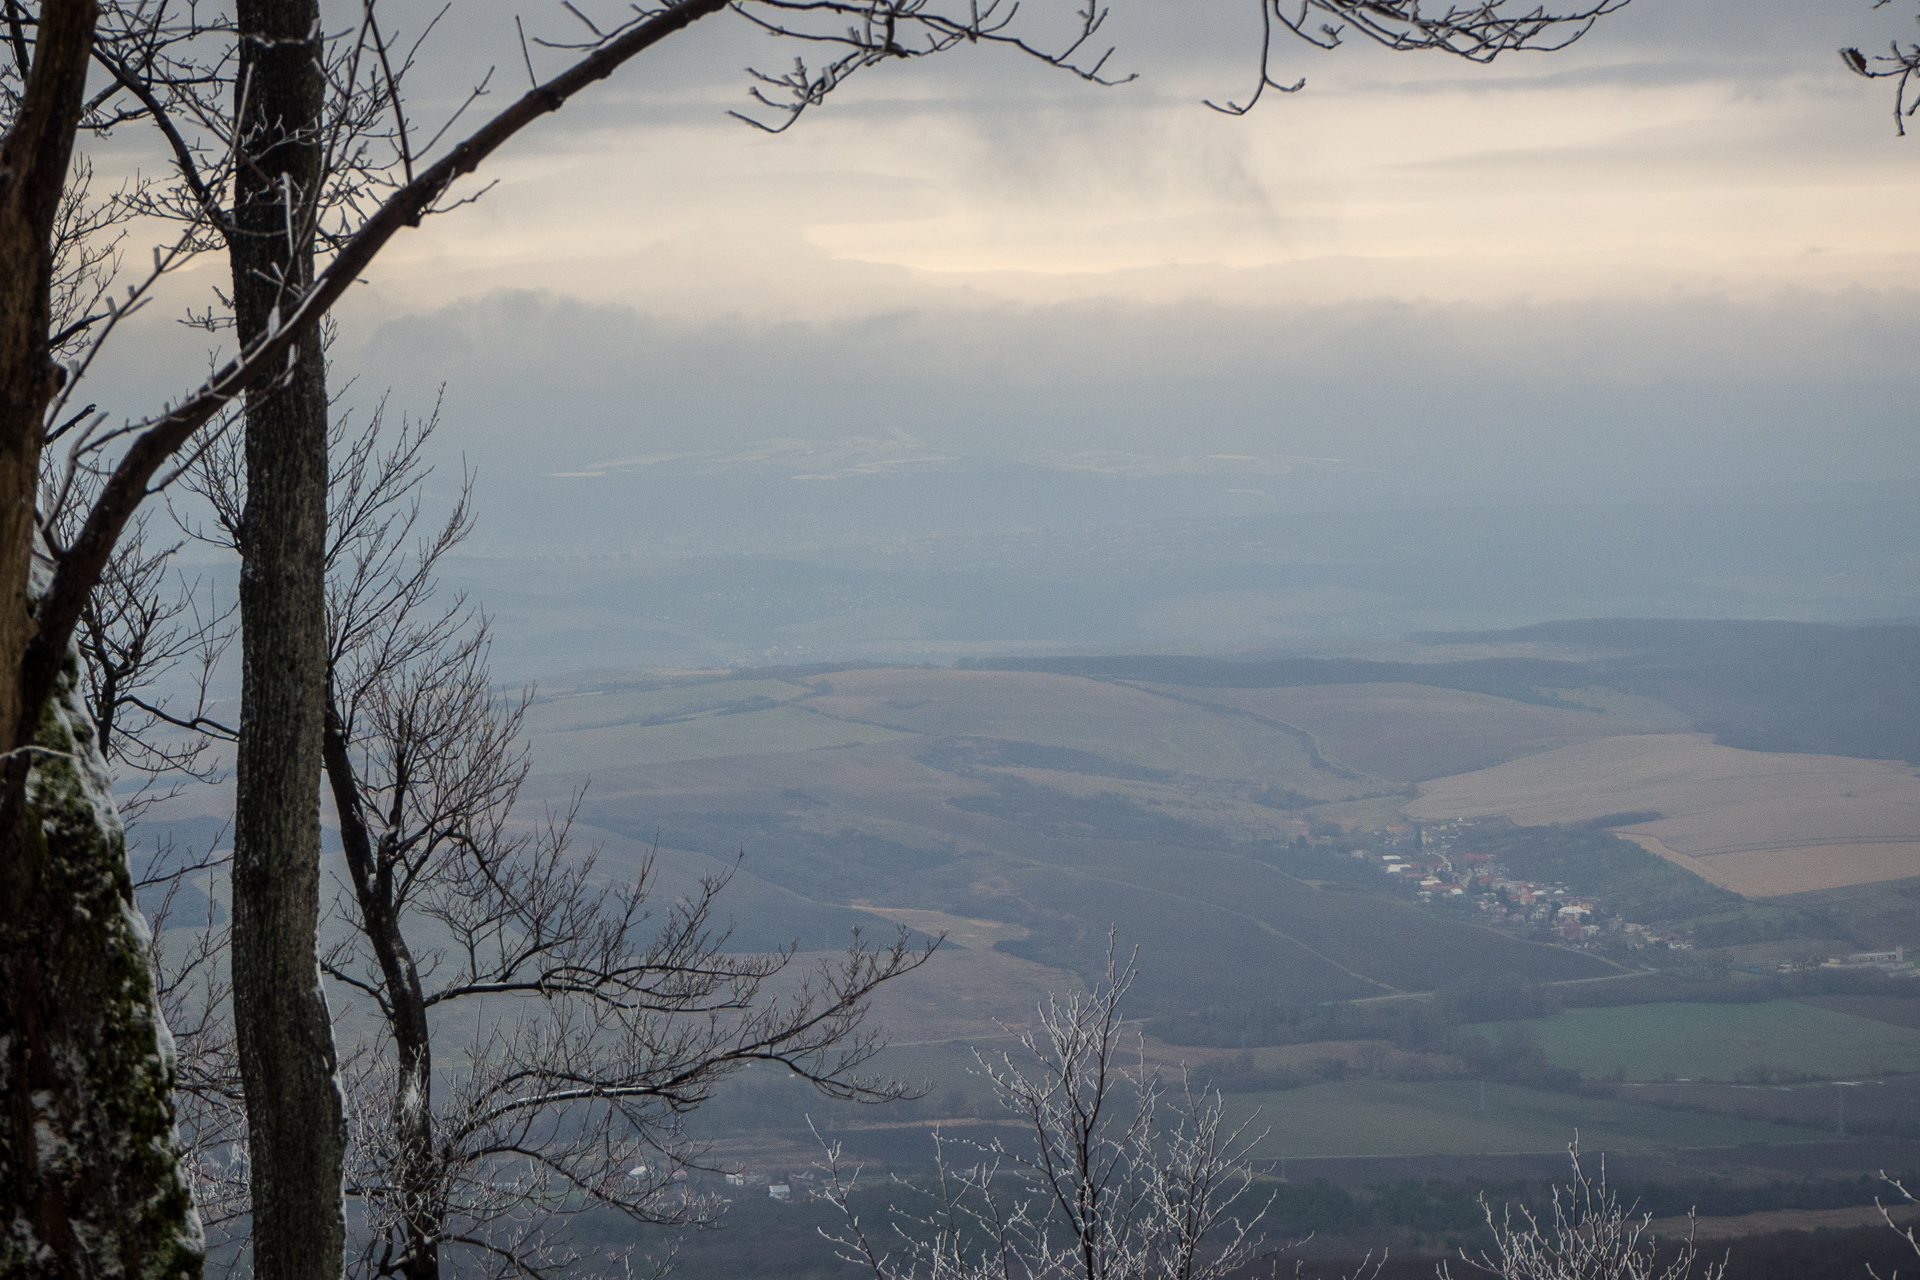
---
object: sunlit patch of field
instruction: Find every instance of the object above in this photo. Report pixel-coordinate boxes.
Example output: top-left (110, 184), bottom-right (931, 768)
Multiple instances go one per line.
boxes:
top-left (1157, 682), bottom-right (1686, 784)
top-left (783, 931), bottom-right (1082, 1048)
top-left (1474, 1002), bottom-right (1920, 1082)
top-left (1407, 734), bottom-right (1920, 894)
top-left (1217, 1079), bottom-right (1826, 1159)
top-left (852, 907), bottom-right (1030, 948)
top-left (1619, 832), bottom-right (1920, 897)
top-left (805, 668), bottom-right (1327, 788)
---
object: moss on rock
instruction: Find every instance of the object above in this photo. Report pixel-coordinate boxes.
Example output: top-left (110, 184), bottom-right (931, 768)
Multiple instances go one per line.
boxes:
top-left (2, 562), bottom-right (205, 1280)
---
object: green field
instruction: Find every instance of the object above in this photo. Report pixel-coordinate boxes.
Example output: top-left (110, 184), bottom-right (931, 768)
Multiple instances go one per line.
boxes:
top-left (707, 1044), bottom-right (1831, 1161)
top-left (1473, 1001), bottom-right (1920, 1082)
top-left (1217, 1078), bottom-right (1830, 1159)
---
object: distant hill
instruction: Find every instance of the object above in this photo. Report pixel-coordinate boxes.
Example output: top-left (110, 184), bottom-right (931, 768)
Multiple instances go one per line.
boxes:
top-left (973, 619), bottom-right (1920, 763)
top-left (1486, 620), bottom-right (1920, 764)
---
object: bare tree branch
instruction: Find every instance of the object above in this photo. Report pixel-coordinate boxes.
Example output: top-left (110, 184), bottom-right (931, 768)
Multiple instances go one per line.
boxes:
top-left (823, 936), bottom-right (1278, 1280)
top-left (1210, 0), bottom-right (1631, 115)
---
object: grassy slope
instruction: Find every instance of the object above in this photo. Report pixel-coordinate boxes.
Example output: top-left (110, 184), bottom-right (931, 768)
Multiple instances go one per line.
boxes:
top-left (526, 670), bottom-right (1623, 1011)
top-left (522, 668), bottom-right (1901, 1077)
top-left (808, 668), bottom-right (1334, 789)
top-left (987, 840), bottom-right (1608, 1004)
top-left (531, 703), bottom-right (916, 774)
top-left (1167, 682), bottom-right (1686, 784)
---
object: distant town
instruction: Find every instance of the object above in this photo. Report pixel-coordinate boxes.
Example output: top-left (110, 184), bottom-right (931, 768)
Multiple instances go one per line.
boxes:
top-left (1348, 819), bottom-right (1918, 975)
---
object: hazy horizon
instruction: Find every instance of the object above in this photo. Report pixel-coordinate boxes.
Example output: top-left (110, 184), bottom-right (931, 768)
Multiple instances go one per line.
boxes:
top-left (92, 1), bottom-right (1920, 601)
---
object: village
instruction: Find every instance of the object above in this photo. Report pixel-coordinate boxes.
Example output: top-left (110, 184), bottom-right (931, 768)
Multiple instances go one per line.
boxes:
top-left (1352, 818), bottom-right (1694, 953)
top-left (1341, 821), bottom-right (1920, 977)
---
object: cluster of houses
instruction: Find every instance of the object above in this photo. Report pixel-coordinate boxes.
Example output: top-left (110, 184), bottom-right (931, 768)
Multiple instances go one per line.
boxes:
top-left (1313, 817), bottom-right (1920, 970)
top-left (724, 1169), bottom-right (821, 1203)
top-left (1819, 947), bottom-right (1918, 976)
top-left (1347, 823), bottom-right (1917, 966)
top-left (1349, 821), bottom-right (1688, 950)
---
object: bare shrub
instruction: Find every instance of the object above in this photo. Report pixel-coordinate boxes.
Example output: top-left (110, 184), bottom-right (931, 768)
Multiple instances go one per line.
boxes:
top-left (1443, 1141), bottom-right (1725, 1280)
top-left (819, 940), bottom-right (1278, 1280)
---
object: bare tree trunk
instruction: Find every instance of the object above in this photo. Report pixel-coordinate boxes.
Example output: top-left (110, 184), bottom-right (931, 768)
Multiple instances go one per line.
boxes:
top-left (1, 4), bottom-right (203, 1278)
top-left (322, 702), bottom-right (439, 1280)
top-left (0, 0), bottom-right (90, 751)
top-left (227, 3), bottom-right (346, 1280)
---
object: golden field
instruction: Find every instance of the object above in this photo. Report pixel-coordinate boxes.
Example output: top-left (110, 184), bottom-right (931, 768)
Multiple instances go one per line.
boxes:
top-left (1407, 733), bottom-right (1920, 896)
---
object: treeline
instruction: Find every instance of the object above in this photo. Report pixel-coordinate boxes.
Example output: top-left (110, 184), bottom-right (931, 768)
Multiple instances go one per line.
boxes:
top-left (1156, 969), bottom-right (1920, 1098)
top-left (1426, 618), bottom-right (1920, 764)
top-left (1263, 1169), bottom-right (1920, 1248)
top-left (1556, 967), bottom-right (1920, 1009)
top-left (1158, 977), bottom-right (1589, 1095)
top-left (1147, 972), bottom-right (1561, 1050)
top-left (918, 736), bottom-right (1178, 784)
top-left (1149, 993), bottom-right (1440, 1050)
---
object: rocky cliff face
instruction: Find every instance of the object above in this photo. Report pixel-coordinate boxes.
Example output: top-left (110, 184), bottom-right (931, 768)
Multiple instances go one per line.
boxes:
top-left (2, 551), bottom-right (204, 1280)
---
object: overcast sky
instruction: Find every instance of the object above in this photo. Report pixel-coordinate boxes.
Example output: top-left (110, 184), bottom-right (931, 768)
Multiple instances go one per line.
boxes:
top-left (90, 0), bottom-right (1920, 537)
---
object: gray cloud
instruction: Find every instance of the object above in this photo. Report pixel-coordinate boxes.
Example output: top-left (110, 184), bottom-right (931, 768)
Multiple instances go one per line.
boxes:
top-left (344, 282), bottom-right (1920, 558)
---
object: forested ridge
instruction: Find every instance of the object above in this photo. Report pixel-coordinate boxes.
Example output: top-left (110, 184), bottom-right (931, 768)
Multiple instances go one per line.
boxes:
top-left (972, 619), bottom-right (1920, 763)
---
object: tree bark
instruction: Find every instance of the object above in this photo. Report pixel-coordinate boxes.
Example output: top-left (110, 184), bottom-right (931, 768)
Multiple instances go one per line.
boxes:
top-left (0, 0), bottom-right (91, 751)
top-left (227, 4), bottom-right (345, 1280)
top-left (1, 5), bottom-right (204, 1279)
